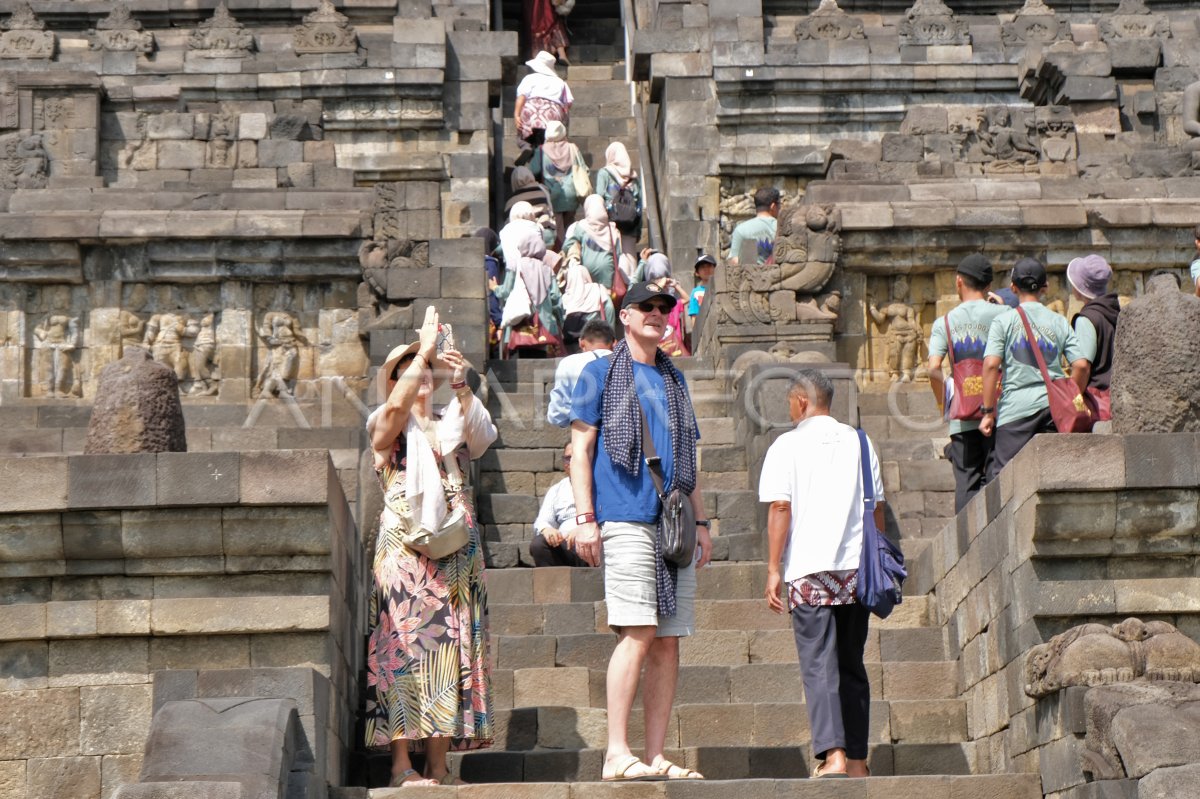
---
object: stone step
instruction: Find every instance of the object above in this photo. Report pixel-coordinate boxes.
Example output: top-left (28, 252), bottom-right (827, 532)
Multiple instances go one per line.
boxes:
top-left (487, 697), bottom-right (969, 749)
top-left (489, 594), bottom-right (935, 636)
top-left (444, 745), bottom-right (1013, 784)
top-left (896, 460), bottom-right (955, 493)
top-left (360, 773), bottom-right (1043, 798)
top-left (859, 414), bottom-right (946, 442)
top-left (492, 660), bottom-right (960, 711)
top-left (858, 387), bottom-right (942, 417)
top-left (889, 490), bottom-right (955, 522)
top-left (493, 625), bottom-right (947, 671)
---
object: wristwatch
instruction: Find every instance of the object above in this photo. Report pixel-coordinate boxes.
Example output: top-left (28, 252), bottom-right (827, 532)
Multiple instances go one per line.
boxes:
top-left (696, 519), bottom-right (711, 528)
top-left (980, 406), bottom-right (995, 415)
top-left (575, 512), bottom-right (596, 525)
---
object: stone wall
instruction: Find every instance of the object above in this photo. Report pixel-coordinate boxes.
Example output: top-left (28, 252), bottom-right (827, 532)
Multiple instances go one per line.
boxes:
top-left (907, 433), bottom-right (1200, 786)
top-left (0, 449), bottom-right (365, 799)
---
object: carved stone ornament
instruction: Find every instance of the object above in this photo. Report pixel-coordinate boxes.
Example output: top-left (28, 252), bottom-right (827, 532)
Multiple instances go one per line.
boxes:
top-left (188, 2), bottom-right (255, 58)
top-left (1024, 618), bottom-right (1200, 700)
top-left (1000, 0), bottom-right (1072, 48)
top-left (717, 205), bottom-right (842, 325)
top-left (794, 0), bottom-right (866, 42)
top-left (1098, 0), bottom-right (1170, 42)
top-left (899, 0), bottom-right (970, 47)
top-left (0, 2), bottom-right (56, 60)
top-left (0, 132), bottom-right (48, 189)
top-left (90, 3), bottom-right (155, 53)
top-left (293, 0), bottom-right (358, 55)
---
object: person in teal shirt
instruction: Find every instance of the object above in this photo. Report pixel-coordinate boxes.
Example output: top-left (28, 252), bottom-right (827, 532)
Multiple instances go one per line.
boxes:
top-left (926, 253), bottom-right (1008, 512)
top-left (980, 258), bottom-right (1089, 480)
top-left (728, 187), bottom-right (780, 265)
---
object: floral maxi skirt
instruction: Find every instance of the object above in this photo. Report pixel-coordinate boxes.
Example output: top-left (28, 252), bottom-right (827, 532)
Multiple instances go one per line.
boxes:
top-left (363, 501), bottom-right (493, 751)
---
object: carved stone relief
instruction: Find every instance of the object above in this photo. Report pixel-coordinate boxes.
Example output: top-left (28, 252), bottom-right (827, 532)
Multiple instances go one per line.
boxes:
top-left (868, 277), bottom-right (920, 383)
top-left (1098, 0), bottom-right (1170, 42)
top-left (1037, 106), bottom-right (1077, 163)
top-left (189, 2), bottom-right (255, 58)
top-left (90, 3), bottom-right (155, 54)
top-left (978, 106), bottom-right (1040, 172)
top-left (31, 286), bottom-right (80, 398)
top-left (321, 98), bottom-right (444, 130)
top-left (0, 132), bottom-right (48, 189)
top-left (717, 204), bottom-right (842, 326)
top-left (293, 0), bottom-right (359, 55)
top-left (899, 0), bottom-right (970, 47)
top-left (1024, 618), bottom-right (1200, 699)
top-left (0, 77), bottom-right (17, 129)
top-left (1000, 0), bottom-right (1071, 48)
top-left (253, 310), bottom-right (307, 398)
top-left (206, 111), bottom-right (237, 168)
top-left (794, 0), bottom-right (865, 42)
top-left (0, 3), bottom-right (55, 60)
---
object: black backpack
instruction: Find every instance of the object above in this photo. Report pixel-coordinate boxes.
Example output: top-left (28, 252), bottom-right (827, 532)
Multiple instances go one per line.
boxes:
top-left (606, 173), bottom-right (640, 232)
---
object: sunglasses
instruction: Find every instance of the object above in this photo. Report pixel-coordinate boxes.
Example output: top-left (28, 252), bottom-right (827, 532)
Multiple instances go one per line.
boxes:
top-left (634, 300), bottom-right (672, 314)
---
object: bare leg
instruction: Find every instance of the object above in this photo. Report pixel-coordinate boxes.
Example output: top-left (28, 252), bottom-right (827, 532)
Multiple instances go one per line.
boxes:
top-left (423, 737), bottom-right (452, 781)
top-left (641, 635), bottom-right (679, 765)
top-left (846, 757), bottom-right (869, 778)
top-left (390, 739), bottom-right (436, 786)
top-left (603, 625), bottom-right (656, 775)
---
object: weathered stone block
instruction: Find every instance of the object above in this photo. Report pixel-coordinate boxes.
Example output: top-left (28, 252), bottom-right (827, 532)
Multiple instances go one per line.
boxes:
top-left (156, 452), bottom-right (240, 506)
top-left (151, 596), bottom-right (327, 635)
top-left (69, 455), bottom-right (156, 509)
top-left (512, 666), bottom-right (588, 708)
top-left (0, 687), bottom-right (80, 758)
top-left (26, 756), bottom-right (101, 799)
top-left (156, 140), bottom-right (206, 170)
top-left (221, 506), bottom-right (330, 557)
top-left (122, 508), bottom-right (223, 558)
top-left (882, 133), bottom-right (924, 162)
top-left (0, 456), bottom-right (69, 512)
top-left (239, 450), bottom-right (330, 505)
top-left (81, 684), bottom-right (152, 756)
top-left (49, 639), bottom-right (148, 687)
top-left (0, 513), bottom-right (63, 562)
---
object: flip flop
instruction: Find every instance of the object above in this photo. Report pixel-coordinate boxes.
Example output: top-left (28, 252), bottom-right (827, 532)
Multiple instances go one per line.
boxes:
top-left (653, 759), bottom-right (705, 780)
top-left (812, 762), bottom-right (849, 779)
top-left (602, 755), bottom-right (668, 782)
top-left (389, 768), bottom-right (436, 787)
top-left (437, 773), bottom-right (467, 786)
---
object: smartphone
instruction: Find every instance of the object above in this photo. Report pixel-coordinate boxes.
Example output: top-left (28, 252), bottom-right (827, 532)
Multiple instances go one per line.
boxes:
top-left (436, 323), bottom-right (455, 354)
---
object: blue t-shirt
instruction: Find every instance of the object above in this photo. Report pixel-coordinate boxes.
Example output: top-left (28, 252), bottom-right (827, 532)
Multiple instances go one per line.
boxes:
top-left (569, 358), bottom-right (697, 524)
top-left (687, 284), bottom-right (707, 316)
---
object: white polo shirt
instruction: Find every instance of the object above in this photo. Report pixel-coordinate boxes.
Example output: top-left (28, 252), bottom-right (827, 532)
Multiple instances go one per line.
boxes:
top-left (758, 415), bottom-right (885, 584)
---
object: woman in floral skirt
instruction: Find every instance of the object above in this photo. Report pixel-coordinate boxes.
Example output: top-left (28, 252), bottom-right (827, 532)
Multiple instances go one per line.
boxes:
top-left (364, 306), bottom-right (498, 787)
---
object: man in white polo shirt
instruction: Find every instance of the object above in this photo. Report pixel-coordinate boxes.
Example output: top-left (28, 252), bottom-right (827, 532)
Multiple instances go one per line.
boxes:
top-left (759, 368), bottom-right (885, 779)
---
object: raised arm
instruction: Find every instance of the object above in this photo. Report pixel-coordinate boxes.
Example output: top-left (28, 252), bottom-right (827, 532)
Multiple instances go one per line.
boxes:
top-left (370, 307), bottom-right (439, 453)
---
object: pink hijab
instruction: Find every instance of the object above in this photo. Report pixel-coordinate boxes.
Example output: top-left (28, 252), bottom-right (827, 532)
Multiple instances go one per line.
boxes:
top-left (542, 121), bottom-right (575, 172)
top-left (580, 194), bottom-right (618, 251)
top-left (604, 142), bottom-right (634, 184)
top-left (515, 225), bottom-right (552, 307)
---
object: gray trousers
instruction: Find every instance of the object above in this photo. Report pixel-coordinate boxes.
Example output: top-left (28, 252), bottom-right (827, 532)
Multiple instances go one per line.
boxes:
top-left (791, 602), bottom-right (871, 761)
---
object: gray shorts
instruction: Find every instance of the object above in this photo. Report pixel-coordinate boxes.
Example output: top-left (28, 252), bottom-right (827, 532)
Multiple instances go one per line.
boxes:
top-left (600, 521), bottom-right (696, 637)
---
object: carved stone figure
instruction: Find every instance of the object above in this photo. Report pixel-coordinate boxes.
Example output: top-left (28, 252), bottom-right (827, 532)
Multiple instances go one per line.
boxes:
top-left (1080, 682), bottom-right (1200, 782)
top-left (1037, 106), bottom-right (1077, 162)
top-left (33, 310), bottom-right (79, 398)
top-left (868, 277), bottom-right (920, 382)
top-left (189, 2), bottom-right (255, 57)
top-left (899, 0), bottom-right (970, 47)
top-left (293, 0), bottom-right (358, 55)
top-left (1111, 272), bottom-right (1200, 433)
top-left (1098, 0), bottom-right (1170, 42)
top-left (979, 107), bottom-right (1039, 169)
top-left (1000, 0), bottom-right (1071, 48)
top-left (795, 0), bottom-right (865, 41)
top-left (118, 310), bottom-right (145, 353)
top-left (1024, 618), bottom-right (1200, 700)
top-left (0, 133), bottom-right (48, 189)
top-left (0, 2), bottom-right (56, 60)
top-left (186, 313), bottom-right (218, 396)
top-left (84, 348), bottom-right (186, 454)
top-left (1183, 81), bottom-right (1200, 151)
top-left (254, 311), bottom-right (305, 397)
top-left (90, 3), bottom-right (154, 53)
top-left (358, 239), bottom-right (429, 302)
top-left (143, 312), bottom-right (190, 382)
top-left (207, 111), bottom-right (236, 167)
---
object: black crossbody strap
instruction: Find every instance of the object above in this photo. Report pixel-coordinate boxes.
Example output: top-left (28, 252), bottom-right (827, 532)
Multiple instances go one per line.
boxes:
top-left (638, 401), bottom-right (666, 496)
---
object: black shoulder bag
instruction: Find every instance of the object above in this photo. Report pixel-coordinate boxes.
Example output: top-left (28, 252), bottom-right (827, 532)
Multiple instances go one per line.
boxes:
top-left (638, 402), bottom-right (696, 567)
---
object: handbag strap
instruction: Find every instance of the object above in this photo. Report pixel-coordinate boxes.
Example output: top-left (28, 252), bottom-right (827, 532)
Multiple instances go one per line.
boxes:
top-left (943, 314), bottom-right (955, 368)
top-left (856, 428), bottom-right (875, 510)
top-left (637, 401), bottom-right (666, 497)
top-left (1015, 305), bottom-right (1056, 390)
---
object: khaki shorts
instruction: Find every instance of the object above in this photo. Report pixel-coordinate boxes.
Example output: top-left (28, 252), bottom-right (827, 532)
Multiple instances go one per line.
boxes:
top-left (600, 521), bottom-right (695, 637)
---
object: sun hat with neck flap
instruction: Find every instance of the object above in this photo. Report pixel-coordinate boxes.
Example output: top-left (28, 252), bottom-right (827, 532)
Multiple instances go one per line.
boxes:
top-left (525, 50), bottom-right (558, 77)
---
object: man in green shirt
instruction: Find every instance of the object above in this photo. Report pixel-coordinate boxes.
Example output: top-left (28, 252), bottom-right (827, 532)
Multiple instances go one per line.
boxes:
top-left (728, 187), bottom-right (780, 265)
top-left (980, 258), bottom-right (1090, 480)
top-left (927, 254), bottom-right (1008, 512)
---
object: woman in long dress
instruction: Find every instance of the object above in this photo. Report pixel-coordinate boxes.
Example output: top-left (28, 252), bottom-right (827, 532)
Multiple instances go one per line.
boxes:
top-left (491, 221), bottom-right (563, 357)
top-left (562, 194), bottom-right (622, 290)
top-left (594, 141), bottom-right (642, 257)
top-left (528, 0), bottom-right (569, 65)
top-left (364, 307), bottom-right (497, 787)
top-left (531, 121), bottom-right (585, 242)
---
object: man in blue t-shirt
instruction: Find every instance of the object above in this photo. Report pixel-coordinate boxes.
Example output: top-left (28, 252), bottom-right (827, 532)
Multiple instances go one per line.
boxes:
top-left (569, 280), bottom-right (711, 782)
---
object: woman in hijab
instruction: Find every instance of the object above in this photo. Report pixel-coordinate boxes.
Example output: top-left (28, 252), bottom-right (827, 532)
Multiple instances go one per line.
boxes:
top-left (498, 202), bottom-right (545, 275)
top-left (635, 251), bottom-right (689, 356)
top-left (514, 51), bottom-right (573, 161)
top-left (526, 0), bottom-right (570, 66)
top-left (558, 251), bottom-right (614, 349)
top-left (490, 223), bottom-right (563, 357)
top-left (530, 121), bottom-right (585, 241)
top-left (594, 141), bottom-right (642, 257)
top-left (474, 228), bottom-right (504, 348)
top-left (504, 166), bottom-right (556, 247)
top-left (562, 194), bottom-right (622, 290)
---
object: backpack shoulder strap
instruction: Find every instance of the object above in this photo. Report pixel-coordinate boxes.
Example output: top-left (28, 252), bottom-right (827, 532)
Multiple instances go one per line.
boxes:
top-left (856, 428), bottom-right (874, 508)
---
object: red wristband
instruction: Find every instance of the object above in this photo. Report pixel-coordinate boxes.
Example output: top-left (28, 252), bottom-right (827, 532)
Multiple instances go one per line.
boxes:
top-left (574, 512), bottom-right (595, 525)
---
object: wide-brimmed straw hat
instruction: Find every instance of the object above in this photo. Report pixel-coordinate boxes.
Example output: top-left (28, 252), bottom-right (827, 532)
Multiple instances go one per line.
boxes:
top-left (376, 341), bottom-right (442, 404)
top-left (525, 50), bottom-right (558, 77)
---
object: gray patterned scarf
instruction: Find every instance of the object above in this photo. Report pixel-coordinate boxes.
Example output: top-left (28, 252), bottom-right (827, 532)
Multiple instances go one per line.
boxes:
top-left (601, 339), bottom-right (697, 616)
